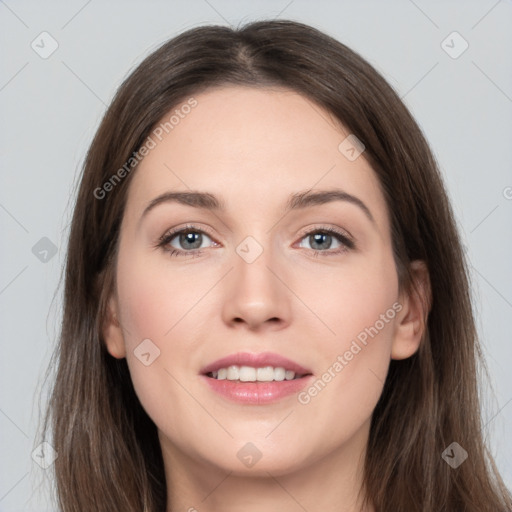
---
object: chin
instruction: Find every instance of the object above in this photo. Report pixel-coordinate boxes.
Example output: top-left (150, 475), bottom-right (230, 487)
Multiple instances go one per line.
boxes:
top-left (191, 438), bottom-right (314, 477)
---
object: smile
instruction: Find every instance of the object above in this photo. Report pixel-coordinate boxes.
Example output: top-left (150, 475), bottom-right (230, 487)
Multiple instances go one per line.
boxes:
top-left (207, 365), bottom-right (306, 381)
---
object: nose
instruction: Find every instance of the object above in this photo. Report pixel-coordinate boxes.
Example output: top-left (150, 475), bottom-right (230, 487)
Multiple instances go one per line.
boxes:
top-left (221, 242), bottom-right (291, 332)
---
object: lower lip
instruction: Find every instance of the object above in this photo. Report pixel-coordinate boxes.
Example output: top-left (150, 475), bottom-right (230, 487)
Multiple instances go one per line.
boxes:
top-left (201, 374), bottom-right (314, 405)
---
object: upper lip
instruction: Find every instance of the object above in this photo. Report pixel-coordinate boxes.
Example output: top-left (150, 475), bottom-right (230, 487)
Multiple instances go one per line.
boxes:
top-left (200, 351), bottom-right (312, 375)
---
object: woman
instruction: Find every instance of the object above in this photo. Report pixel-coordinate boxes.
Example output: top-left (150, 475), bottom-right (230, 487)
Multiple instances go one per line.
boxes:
top-left (40, 19), bottom-right (512, 511)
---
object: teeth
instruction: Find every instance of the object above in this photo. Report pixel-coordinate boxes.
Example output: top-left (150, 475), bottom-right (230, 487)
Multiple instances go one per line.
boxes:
top-left (209, 365), bottom-right (300, 381)
top-left (285, 370), bottom-right (295, 380)
top-left (227, 365), bottom-right (239, 380)
top-left (239, 366), bottom-right (256, 382)
top-left (257, 366), bottom-right (274, 381)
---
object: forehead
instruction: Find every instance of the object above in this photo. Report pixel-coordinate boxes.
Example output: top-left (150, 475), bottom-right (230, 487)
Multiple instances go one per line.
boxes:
top-left (125, 85), bottom-right (389, 231)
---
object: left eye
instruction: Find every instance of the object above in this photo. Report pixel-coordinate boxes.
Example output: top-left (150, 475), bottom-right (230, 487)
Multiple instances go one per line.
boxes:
top-left (298, 231), bottom-right (344, 252)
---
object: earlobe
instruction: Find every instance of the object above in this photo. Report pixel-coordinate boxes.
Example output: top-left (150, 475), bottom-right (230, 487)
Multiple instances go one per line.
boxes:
top-left (391, 260), bottom-right (431, 360)
top-left (102, 295), bottom-right (126, 359)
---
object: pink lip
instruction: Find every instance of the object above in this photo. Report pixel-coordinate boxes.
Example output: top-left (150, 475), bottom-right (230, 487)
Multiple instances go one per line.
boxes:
top-left (200, 351), bottom-right (313, 405)
top-left (201, 375), bottom-right (315, 405)
top-left (200, 351), bottom-right (312, 375)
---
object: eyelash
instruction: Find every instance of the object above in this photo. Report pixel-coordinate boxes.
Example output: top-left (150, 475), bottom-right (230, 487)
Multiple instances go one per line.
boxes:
top-left (156, 223), bottom-right (355, 259)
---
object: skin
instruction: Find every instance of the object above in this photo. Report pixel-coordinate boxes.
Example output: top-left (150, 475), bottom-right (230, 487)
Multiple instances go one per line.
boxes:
top-left (103, 86), bottom-right (430, 512)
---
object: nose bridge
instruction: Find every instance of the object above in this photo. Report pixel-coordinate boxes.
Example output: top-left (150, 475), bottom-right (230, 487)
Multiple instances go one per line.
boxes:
top-left (221, 232), bottom-right (291, 329)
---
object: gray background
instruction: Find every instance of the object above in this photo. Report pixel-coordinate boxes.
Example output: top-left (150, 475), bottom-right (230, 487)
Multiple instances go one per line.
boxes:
top-left (1, 1), bottom-right (511, 509)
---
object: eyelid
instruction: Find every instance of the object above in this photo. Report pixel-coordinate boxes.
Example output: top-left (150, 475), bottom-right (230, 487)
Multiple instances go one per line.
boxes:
top-left (295, 223), bottom-right (354, 243)
top-left (157, 223), bottom-right (217, 243)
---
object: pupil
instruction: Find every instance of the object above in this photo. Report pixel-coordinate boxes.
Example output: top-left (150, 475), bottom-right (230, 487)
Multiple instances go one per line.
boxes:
top-left (311, 233), bottom-right (331, 250)
top-left (180, 231), bottom-right (201, 250)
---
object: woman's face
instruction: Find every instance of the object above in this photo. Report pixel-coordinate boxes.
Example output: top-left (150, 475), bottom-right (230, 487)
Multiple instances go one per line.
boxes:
top-left (104, 85), bottom-right (419, 477)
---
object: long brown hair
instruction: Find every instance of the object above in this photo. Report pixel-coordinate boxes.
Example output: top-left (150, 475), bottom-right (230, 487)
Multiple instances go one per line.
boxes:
top-left (39, 19), bottom-right (512, 511)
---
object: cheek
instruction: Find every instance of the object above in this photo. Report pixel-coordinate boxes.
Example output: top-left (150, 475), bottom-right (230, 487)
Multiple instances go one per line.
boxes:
top-left (114, 246), bottom-right (214, 440)
top-left (300, 246), bottom-right (399, 356)
top-left (116, 246), bottom-right (207, 346)
top-left (295, 252), bottom-right (399, 432)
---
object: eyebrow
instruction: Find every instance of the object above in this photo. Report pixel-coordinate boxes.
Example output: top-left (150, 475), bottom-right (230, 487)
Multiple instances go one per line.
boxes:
top-left (140, 188), bottom-right (375, 224)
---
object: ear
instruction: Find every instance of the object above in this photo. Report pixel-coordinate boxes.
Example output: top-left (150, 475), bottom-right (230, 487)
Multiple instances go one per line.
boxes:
top-left (102, 294), bottom-right (126, 359)
top-left (391, 260), bottom-right (432, 360)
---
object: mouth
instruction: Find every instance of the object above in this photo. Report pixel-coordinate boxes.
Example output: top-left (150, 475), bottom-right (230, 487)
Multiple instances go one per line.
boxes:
top-left (201, 351), bottom-right (313, 383)
top-left (200, 352), bottom-right (314, 405)
top-left (205, 365), bottom-right (311, 382)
